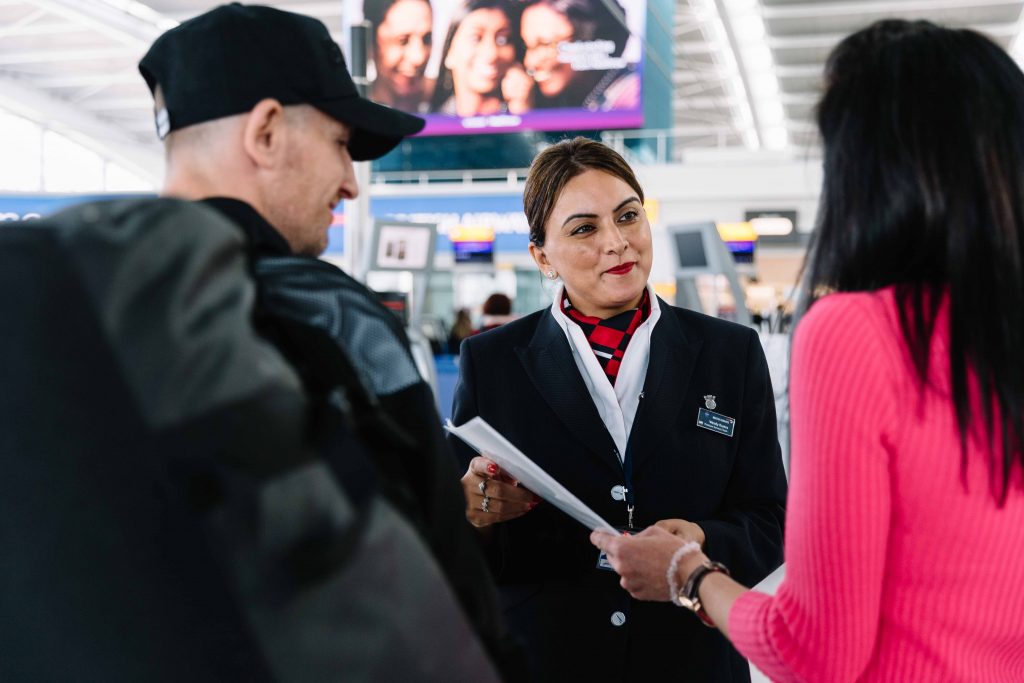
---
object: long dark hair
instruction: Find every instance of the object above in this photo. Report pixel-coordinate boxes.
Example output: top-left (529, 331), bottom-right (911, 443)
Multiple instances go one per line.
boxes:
top-left (803, 19), bottom-right (1024, 501)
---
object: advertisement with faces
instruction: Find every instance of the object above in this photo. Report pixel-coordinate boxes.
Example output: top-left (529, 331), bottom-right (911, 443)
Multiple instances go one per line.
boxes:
top-left (346, 0), bottom-right (646, 135)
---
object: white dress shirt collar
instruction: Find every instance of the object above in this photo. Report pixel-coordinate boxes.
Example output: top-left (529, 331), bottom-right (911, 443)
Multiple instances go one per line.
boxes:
top-left (548, 285), bottom-right (662, 459)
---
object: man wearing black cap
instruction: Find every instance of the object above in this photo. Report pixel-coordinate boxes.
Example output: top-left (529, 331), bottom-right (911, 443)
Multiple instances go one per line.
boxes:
top-left (138, 4), bottom-right (521, 680)
top-left (139, 2), bottom-right (423, 255)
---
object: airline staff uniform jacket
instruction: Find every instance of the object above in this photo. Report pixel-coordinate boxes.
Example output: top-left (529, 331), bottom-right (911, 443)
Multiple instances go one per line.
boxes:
top-left (449, 299), bottom-right (788, 683)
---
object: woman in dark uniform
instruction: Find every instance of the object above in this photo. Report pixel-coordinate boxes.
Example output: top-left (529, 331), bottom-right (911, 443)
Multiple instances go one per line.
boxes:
top-left (448, 137), bottom-right (787, 682)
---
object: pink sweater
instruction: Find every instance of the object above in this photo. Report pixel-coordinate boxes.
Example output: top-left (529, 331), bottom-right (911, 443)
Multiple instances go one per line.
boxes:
top-left (729, 288), bottom-right (1024, 682)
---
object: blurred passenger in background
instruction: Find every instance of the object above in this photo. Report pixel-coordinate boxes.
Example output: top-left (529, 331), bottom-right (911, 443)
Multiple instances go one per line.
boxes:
top-left (449, 137), bottom-right (786, 682)
top-left (593, 20), bottom-right (1024, 682)
top-left (449, 307), bottom-right (475, 352)
top-left (474, 292), bottom-right (515, 333)
top-left (430, 0), bottom-right (531, 115)
top-left (365, 0), bottom-right (434, 112)
top-left (519, 0), bottom-right (639, 110)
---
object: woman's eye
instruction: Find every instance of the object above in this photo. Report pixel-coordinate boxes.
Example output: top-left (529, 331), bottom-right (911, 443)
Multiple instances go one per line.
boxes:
top-left (618, 209), bottom-right (639, 223)
top-left (496, 34), bottom-right (509, 46)
top-left (570, 224), bottom-right (595, 236)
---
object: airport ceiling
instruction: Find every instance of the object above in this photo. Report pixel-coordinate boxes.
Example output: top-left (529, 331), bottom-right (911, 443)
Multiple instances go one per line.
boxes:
top-left (0, 0), bottom-right (1022, 173)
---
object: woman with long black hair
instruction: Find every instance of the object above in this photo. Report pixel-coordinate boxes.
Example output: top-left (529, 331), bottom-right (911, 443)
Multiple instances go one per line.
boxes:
top-left (593, 19), bottom-right (1024, 681)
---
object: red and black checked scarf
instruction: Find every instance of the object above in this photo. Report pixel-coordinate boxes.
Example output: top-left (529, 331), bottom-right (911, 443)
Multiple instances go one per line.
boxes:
top-left (562, 288), bottom-right (651, 386)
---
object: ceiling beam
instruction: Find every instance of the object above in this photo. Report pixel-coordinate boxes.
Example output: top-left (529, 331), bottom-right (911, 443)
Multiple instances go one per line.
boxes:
top-left (763, 0), bottom-right (1023, 20)
top-left (0, 20), bottom-right (85, 37)
top-left (767, 22), bottom-right (1017, 50)
top-left (32, 70), bottom-right (140, 89)
top-left (165, 1), bottom-right (344, 23)
top-left (0, 46), bottom-right (135, 65)
top-left (78, 96), bottom-right (151, 111)
top-left (0, 73), bottom-right (160, 183)
top-left (26, 0), bottom-right (172, 46)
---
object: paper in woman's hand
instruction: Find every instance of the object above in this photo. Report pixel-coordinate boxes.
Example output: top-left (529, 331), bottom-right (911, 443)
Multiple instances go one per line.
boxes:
top-left (446, 417), bottom-right (618, 533)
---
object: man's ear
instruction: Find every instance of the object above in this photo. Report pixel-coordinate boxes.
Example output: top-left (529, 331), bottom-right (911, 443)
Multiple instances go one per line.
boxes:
top-left (241, 98), bottom-right (287, 169)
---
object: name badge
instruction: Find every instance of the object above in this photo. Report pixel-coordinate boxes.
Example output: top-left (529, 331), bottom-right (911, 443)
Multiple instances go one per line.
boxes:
top-left (696, 407), bottom-right (735, 437)
top-left (596, 526), bottom-right (645, 571)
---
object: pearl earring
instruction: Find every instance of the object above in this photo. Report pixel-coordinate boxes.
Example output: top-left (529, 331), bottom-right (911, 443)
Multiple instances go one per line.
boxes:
top-left (546, 270), bottom-right (556, 279)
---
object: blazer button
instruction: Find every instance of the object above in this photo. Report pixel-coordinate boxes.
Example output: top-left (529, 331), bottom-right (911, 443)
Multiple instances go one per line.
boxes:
top-left (610, 611), bottom-right (626, 627)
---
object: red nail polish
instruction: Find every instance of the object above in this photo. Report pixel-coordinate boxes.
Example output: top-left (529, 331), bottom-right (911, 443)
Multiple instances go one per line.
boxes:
top-left (486, 463), bottom-right (498, 475)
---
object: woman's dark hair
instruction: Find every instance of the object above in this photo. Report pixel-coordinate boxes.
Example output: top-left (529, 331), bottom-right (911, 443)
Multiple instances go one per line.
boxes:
top-left (482, 293), bottom-right (512, 315)
top-left (428, 0), bottom-right (521, 111)
top-left (364, 0), bottom-right (416, 32)
top-left (804, 19), bottom-right (1024, 501)
top-left (523, 0), bottom-right (631, 57)
top-left (524, 136), bottom-right (644, 246)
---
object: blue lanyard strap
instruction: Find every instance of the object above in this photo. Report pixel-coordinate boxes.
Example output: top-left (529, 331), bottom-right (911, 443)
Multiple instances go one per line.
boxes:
top-left (623, 437), bottom-right (635, 529)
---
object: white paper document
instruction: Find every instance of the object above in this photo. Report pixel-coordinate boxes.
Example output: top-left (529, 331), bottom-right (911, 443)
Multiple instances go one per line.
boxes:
top-left (446, 417), bottom-right (617, 533)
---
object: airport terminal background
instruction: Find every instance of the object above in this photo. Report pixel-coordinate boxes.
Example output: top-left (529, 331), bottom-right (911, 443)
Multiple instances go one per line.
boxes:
top-left (4, 1), bottom-right (1023, 680)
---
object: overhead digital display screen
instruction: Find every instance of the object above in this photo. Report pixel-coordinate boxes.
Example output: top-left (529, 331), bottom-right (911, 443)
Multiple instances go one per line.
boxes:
top-left (345, 0), bottom-right (646, 135)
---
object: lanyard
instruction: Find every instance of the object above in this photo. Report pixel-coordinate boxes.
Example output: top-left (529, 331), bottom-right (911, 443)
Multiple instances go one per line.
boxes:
top-left (623, 436), bottom-right (635, 529)
top-left (621, 390), bottom-right (645, 530)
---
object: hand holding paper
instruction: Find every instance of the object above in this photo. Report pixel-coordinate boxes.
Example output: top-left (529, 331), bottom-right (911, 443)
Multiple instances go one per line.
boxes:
top-left (447, 417), bottom-right (618, 534)
top-left (461, 455), bottom-right (539, 528)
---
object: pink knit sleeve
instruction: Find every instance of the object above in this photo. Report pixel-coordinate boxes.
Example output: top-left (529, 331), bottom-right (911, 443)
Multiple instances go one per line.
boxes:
top-left (728, 294), bottom-right (899, 682)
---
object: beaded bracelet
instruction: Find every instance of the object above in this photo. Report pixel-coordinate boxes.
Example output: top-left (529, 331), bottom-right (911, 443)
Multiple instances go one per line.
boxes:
top-left (666, 541), bottom-right (702, 605)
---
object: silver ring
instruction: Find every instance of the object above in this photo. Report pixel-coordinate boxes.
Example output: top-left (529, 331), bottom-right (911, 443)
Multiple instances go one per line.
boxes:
top-left (481, 496), bottom-right (491, 513)
top-left (478, 479), bottom-right (488, 495)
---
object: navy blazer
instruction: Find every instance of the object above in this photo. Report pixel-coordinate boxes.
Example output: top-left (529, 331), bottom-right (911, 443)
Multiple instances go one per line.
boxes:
top-left (449, 300), bottom-right (787, 683)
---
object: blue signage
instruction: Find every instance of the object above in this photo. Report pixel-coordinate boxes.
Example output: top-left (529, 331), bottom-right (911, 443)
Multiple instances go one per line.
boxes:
top-left (327, 193), bottom-right (529, 254)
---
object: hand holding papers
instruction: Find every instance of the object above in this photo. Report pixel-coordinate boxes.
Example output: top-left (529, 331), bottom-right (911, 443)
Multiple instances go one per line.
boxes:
top-left (446, 417), bottom-right (618, 534)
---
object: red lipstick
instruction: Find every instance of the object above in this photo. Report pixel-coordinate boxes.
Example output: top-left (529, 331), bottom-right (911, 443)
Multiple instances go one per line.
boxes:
top-left (605, 262), bottom-right (636, 275)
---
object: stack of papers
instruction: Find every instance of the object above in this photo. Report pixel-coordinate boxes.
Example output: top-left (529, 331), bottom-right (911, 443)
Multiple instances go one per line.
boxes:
top-left (446, 417), bottom-right (617, 534)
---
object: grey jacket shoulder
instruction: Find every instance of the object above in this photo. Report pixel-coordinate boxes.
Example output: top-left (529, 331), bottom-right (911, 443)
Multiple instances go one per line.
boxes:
top-left (43, 197), bottom-right (303, 440)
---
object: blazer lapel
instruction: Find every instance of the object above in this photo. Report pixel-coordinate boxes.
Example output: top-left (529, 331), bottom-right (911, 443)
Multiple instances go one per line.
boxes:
top-left (630, 302), bottom-right (703, 474)
top-left (515, 312), bottom-right (624, 478)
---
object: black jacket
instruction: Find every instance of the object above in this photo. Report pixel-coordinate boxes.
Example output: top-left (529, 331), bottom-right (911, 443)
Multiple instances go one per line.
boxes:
top-left (0, 199), bottom-right (499, 682)
top-left (203, 198), bottom-right (521, 679)
top-left (449, 301), bottom-right (788, 682)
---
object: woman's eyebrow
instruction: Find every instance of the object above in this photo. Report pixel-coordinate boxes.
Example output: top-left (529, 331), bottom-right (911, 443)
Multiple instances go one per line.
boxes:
top-left (561, 197), bottom-right (640, 228)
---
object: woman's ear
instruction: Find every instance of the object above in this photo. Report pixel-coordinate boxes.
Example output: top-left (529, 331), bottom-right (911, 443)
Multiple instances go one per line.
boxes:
top-left (529, 242), bottom-right (553, 277)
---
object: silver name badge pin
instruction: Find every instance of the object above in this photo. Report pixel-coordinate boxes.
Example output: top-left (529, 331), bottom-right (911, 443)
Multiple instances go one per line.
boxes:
top-left (697, 396), bottom-right (735, 438)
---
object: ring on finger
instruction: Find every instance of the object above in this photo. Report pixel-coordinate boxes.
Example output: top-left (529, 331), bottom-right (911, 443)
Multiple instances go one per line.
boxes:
top-left (478, 479), bottom-right (488, 495)
top-left (481, 495), bottom-right (491, 513)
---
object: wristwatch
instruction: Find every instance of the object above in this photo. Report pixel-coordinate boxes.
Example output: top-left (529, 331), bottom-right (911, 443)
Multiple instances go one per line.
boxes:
top-left (675, 559), bottom-right (730, 627)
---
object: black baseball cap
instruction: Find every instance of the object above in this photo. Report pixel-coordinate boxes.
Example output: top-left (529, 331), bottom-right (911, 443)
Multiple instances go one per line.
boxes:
top-left (138, 3), bottom-right (425, 161)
